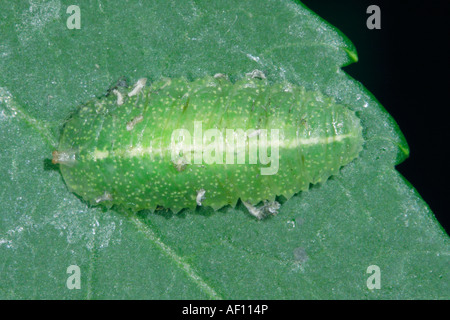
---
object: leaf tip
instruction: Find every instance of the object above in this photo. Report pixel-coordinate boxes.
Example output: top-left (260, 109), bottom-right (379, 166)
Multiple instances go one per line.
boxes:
top-left (396, 139), bottom-right (410, 165)
top-left (343, 47), bottom-right (358, 64)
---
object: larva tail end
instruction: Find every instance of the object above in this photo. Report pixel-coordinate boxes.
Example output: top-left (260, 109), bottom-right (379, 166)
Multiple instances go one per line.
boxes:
top-left (52, 150), bottom-right (60, 164)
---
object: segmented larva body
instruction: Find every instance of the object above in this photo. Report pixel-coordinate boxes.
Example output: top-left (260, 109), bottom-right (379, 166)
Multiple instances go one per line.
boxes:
top-left (53, 74), bottom-right (363, 218)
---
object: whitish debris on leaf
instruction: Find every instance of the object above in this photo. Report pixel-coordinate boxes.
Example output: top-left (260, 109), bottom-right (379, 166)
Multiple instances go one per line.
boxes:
top-left (172, 156), bottom-right (189, 172)
top-left (213, 73), bottom-right (228, 79)
top-left (126, 115), bottom-right (144, 131)
top-left (112, 89), bottom-right (124, 106)
top-left (246, 69), bottom-right (266, 79)
top-left (243, 200), bottom-right (280, 220)
top-left (196, 189), bottom-right (206, 206)
top-left (283, 82), bottom-right (294, 93)
top-left (128, 78), bottom-right (147, 97)
top-left (95, 191), bottom-right (113, 203)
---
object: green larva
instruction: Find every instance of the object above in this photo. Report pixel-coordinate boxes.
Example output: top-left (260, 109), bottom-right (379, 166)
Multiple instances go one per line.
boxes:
top-left (53, 72), bottom-right (363, 219)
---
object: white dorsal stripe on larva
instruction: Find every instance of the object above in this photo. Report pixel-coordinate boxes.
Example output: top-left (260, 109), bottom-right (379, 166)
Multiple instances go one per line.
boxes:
top-left (91, 133), bottom-right (356, 161)
top-left (296, 133), bottom-right (355, 145)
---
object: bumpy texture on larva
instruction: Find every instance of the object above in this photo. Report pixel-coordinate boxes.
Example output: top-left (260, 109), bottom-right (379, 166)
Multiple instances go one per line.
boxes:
top-left (56, 75), bottom-right (363, 213)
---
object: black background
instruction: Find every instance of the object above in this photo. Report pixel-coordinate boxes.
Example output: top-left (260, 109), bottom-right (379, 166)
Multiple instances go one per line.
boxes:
top-left (301, 0), bottom-right (450, 235)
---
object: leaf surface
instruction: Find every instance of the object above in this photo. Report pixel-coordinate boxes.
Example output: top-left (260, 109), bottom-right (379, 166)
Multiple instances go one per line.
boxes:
top-left (1, 0), bottom-right (448, 299)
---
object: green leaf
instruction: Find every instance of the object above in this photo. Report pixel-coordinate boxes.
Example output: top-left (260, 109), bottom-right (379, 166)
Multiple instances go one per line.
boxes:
top-left (1, 0), bottom-right (448, 299)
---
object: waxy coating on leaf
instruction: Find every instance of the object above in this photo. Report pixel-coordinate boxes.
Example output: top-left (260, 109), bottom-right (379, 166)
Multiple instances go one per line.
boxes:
top-left (53, 73), bottom-right (364, 218)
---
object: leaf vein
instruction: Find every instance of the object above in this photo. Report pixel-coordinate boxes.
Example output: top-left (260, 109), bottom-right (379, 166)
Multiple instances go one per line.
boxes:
top-left (130, 216), bottom-right (222, 299)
